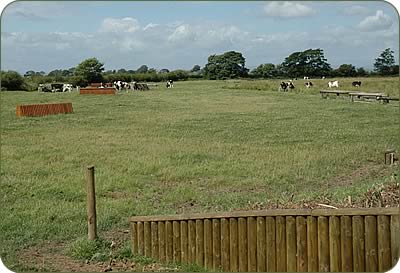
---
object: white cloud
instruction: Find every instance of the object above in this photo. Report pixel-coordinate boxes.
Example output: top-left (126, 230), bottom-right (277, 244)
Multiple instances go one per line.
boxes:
top-left (143, 23), bottom-right (159, 31)
top-left (357, 10), bottom-right (393, 32)
top-left (99, 17), bottom-right (140, 33)
top-left (263, 1), bottom-right (317, 18)
top-left (167, 24), bottom-right (194, 43)
top-left (342, 5), bottom-right (371, 16)
top-left (3, 1), bottom-right (69, 20)
top-left (1, 16), bottom-right (398, 73)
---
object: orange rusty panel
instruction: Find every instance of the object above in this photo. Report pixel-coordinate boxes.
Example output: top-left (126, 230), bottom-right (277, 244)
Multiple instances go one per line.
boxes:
top-left (80, 87), bottom-right (115, 95)
top-left (16, 103), bottom-right (73, 117)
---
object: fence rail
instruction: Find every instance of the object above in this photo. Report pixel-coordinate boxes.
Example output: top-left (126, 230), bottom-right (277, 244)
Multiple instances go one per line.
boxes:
top-left (129, 208), bottom-right (399, 272)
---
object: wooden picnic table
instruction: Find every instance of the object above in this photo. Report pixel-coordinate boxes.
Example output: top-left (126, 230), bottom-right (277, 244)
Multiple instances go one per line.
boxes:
top-left (320, 90), bottom-right (399, 103)
top-left (349, 92), bottom-right (388, 102)
top-left (320, 90), bottom-right (350, 98)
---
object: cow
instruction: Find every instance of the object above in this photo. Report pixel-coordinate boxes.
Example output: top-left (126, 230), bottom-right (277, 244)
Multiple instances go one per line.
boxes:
top-left (113, 81), bottom-right (129, 92)
top-left (166, 80), bottom-right (174, 88)
top-left (328, 80), bottom-right (339, 88)
top-left (279, 82), bottom-right (288, 92)
top-left (130, 82), bottom-right (149, 91)
top-left (352, 81), bottom-right (362, 87)
top-left (303, 76), bottom-right (309, 80)
top-left (279, 81), bottom-right (295, 92)
top-left (305, 81), bottom-right (313, 88)
top-left (62, 84), bottom-right (73, 92)
top-left (38, 84), bottom-right (52, 92)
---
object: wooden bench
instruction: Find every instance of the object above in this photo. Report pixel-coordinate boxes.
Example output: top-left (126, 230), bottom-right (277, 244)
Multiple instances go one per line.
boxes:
top-left (377, 96), bottom-right (399, 103)
top-left (348, 92), bottom-right (389, 102)
top-left (320, 90), bottom-right (350, 98)
top-left (16, 102), bottom-right (73, 117)
top-left (80, 87), bottom-right (116, 95)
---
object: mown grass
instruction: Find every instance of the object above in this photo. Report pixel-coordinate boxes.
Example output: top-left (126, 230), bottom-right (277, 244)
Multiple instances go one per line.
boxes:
top-left (0, 77), bottom-right (399, 270)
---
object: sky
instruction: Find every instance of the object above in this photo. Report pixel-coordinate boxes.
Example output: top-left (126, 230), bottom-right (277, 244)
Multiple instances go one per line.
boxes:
top-left (1, 1), bottom-right (399, 74)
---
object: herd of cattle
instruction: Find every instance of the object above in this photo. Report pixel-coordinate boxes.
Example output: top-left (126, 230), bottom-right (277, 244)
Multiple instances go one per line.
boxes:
top-left (38, 80), bottom-right (175, 93)
top-left (278, 78), bottom-right (362, 92)
top-left (38, 78), bottom-right (363, 93)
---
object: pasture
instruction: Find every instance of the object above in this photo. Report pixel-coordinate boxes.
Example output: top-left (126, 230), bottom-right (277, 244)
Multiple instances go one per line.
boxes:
top-left (1, 77), bottom-right (399, 270)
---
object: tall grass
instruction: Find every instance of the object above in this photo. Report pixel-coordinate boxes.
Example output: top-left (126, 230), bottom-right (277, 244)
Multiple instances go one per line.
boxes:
top-left (0, 78), bottom-right (398, 269)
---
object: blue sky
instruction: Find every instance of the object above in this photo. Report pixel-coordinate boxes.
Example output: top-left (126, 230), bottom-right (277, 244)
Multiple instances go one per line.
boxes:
top-left (1, 1), bottom-right (399, 73)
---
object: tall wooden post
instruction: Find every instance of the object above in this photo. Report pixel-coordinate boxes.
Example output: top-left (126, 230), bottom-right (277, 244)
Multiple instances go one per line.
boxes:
top-left (86, 166), bottom-right (97, 240)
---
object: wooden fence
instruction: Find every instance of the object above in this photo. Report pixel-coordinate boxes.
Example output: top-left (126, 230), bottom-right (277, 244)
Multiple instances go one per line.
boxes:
top-left (129, 208), bottom-right (399, 272)
top-left (16, 102), bottom-right (73, 117)
top-left (79, 87), bottom-right (116, 95)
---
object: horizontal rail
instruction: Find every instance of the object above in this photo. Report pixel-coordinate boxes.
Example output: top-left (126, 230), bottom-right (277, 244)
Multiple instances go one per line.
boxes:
top-left (129, 207), bottom-right (400, 222)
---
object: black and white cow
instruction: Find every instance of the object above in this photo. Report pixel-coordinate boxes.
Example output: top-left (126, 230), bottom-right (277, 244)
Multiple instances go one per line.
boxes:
top-left (166, 80), bottom-right (174, 88)
top-left (279, 81), bottom-right (295, 92)
top-left (305, 81), bottom-right (313, 88)
top-left (62, 84), bottom-right (73, 92)
top-left (352, 81), bottom-right (362, 87)
top-left (114, 81), bottom-right (129, 92)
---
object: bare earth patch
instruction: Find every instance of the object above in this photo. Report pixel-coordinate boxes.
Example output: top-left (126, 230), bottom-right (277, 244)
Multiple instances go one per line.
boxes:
top-left (17, 230), bottom-right (179, 272)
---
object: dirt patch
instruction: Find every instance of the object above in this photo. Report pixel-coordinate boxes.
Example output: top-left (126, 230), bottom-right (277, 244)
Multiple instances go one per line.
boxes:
top-left (102, 191), bottom-right (132, 199)
top-left (323, 162), bottom-right (391, 188)
top-left (17, 230), bottom-right (180, 272)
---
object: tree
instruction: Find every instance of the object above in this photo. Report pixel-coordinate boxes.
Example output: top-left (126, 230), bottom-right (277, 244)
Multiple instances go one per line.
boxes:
top-left (191, 65), bottom-right (201, 72)
top-left (391, 65), bottom-right (399, 75)
top-left (204, 51), bottom-right (248, 80)
top-left (250, 63), bottom-right (277, 78)
top-left (1, 70), bottom-right (25, 90)
top-left (356, 67), bottom-right (368, 77)
top-left (136, 65), bottom-right (148, 73)
top-left (335, 64), bottom-right (357, 77)
top-left (74, 58), bottom-right (104, 85)
top-left (281, 48), bottom-right (332, 78)
top-left (374, 48), bottom-right (396, 75)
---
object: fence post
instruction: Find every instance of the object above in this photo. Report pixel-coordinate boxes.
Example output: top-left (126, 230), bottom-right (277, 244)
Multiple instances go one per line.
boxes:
top-left (86, 165), bottom-right (97, 240)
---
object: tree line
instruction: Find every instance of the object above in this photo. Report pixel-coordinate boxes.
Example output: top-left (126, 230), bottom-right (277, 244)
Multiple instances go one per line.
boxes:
top-left (1, 48), bottom-right (397, 91)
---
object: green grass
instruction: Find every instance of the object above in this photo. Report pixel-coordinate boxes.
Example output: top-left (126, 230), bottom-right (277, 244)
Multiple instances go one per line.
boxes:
top-left (0, 77), bottom-right (399, 270)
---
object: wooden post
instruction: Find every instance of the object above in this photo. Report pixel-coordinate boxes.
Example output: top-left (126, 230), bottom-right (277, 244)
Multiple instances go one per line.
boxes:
top-left (318, 216), bottom-right (330, 272)
top-left (307, 216), bottom-right (318, 272)
top-left (86, 166), bottom-right (97, 240)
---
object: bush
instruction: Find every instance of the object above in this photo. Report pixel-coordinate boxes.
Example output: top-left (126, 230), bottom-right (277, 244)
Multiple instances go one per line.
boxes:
top-left (1, 70), bottom-right (25, 90)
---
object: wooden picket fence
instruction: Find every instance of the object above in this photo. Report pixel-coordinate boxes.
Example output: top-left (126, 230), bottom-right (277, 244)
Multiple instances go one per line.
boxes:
top-left (16, 102), bottom-right (73, 117)
top-left (79, 87), bottom-right (116, 95)
top-left (129, 208), bottom-right (399, 272)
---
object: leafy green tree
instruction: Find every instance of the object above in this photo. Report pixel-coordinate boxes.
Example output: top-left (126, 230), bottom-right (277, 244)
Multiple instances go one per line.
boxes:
top-left (374, 48), bottom-right (396, 75)
top-left (334, 64), bottom-right (357, 77)
top-left (356, 67), bottom-right (368, 77)
top-left (391, 65), bottom-right (399, 75)
top-left (1, 70), bottom-right (25, 90)
top-left (191, 65), bottom-right (201, 72)
top-left (74, 58), bottom-right (104, 85)
top-left (136, 65), bottom-right (148, 73)
top-left (159, 69), bottom-right (170, 74)
top-left (204, 51), bottom-right (248, 80)
top-left (148, 68), bottom-right (157, 74)
top-left (281, 48), bottom-right (331, 78)
top-left (250, 63), bottom-right (277, 78)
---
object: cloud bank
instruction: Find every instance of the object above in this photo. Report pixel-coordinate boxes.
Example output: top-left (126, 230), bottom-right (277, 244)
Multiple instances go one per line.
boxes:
top-left (263, 1), bottom-right (317, 18)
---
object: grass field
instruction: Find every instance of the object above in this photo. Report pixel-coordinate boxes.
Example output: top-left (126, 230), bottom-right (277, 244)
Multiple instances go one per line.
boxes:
top-left (1, 77), bottom-right (399, 270)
